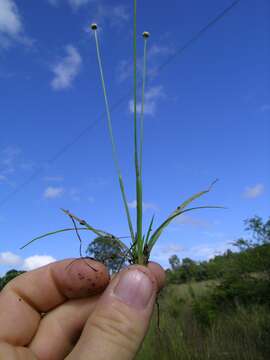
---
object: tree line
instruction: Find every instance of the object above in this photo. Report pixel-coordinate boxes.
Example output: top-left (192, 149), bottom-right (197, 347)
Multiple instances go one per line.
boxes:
top-left (166, 216), bottom-right (270, 286)
top-left (1, 216), bottom-right (269, 300)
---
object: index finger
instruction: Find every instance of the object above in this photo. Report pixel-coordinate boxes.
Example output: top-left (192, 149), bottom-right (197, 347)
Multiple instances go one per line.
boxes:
top-left (0, 258), bottom-right (109, 346)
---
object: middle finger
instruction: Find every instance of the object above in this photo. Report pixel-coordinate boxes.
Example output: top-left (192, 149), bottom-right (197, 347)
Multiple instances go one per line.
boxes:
top-left (29, 295), bottom-right (100, 360)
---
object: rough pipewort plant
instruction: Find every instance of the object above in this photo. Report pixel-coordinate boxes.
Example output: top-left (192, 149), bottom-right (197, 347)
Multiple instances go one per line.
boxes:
top-left (21, 0), bottom-right (222, 270)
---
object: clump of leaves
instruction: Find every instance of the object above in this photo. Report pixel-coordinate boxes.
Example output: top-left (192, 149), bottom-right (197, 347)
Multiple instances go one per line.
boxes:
top-left (21, 0), bottom-right (222, 266)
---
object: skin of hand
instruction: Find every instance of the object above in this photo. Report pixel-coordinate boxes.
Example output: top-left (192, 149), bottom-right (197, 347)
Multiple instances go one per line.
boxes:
top-left (0, 258), bottom-right (165, 360)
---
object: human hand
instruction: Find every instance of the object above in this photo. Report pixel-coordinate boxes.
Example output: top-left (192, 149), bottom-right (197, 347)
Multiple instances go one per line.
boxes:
top-left (0, 258), bottom-right (165, 359)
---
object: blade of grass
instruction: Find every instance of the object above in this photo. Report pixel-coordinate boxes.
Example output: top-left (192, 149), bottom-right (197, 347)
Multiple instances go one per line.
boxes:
top-left (136, 31), bottom-right (150, 264)
top-left (62, 209), bottom-right (116, 238)
top-left (145, 214), bottom-right (155, 245)
top-left (146, 180), bottom-right (219, 250)
top-left (177, 179), bottom-right (218, 212)
top-left (20, 228), bottom-right (89, 250)
top-left (62, 209), bottom-right (130, 251)
top-left (148, 205), bottom-right (225, 251)
top-left (92, 27), bottom-right (135, 243)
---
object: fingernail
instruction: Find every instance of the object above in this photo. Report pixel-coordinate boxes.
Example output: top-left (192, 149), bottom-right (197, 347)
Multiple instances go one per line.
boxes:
top-left (114, 269), bottom-right (154, 310)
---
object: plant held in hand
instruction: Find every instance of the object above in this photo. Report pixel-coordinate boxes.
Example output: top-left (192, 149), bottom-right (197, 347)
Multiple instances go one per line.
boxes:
top-left (21, 0), bottom-right (222, 267)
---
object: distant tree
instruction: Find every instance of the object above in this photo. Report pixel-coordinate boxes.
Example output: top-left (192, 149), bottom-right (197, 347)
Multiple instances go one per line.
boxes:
top-left (181, 258), bottom-right (197, 281)
top-left (193, 261), bottom-right (208, 282)
top-left (0, 269), bottom-right (25, 291)
top-left (245, 216), bottom-right (270, 244)
top-left (86, 236), bottom-right (126, 274)
top-left (166, 216), bottom-right (270, 286)
top-left (169, 255), bottom-right (181, 271)
top-left (233, 216), bottom-right (270, 251)
top-left (232, 238), bottom-right (253, 252)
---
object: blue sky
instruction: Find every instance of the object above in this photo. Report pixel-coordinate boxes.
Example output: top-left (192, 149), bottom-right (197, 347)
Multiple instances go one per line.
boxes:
top-left (0, 0), bottom-right (269, 274)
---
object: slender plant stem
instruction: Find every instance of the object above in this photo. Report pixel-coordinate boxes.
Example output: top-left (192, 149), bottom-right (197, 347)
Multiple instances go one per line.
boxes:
top-left (139, 36), bottom-right (148, 174)
top-left (93, 30), bottom-right (135, 242)
top-left (139, 35), bottom-right (148, 257)
top-left (133, 0), bottom-right (143, 264)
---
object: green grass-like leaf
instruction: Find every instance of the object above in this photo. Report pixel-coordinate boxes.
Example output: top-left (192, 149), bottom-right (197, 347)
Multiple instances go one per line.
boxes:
top-left (21, 209), bottom-right (131, 255)
top-left (20, 228), bottom-right (89, 250)
top-left (93, 29), bottom-right (135, 243)
top-left (61, 209), bottom-right (109, 237)
top-left (176, 179), bottom-right (218, 212)
top-left (145, 215), bottom-right (155, 245)
top-left (23, 2), bottom-right (224, 268)
top-left (147, 180), bottom-right (222, 252)
top-left (148, 205), bottom-right (224, 252)
top-left (62, 209), bottom-right (130, 252)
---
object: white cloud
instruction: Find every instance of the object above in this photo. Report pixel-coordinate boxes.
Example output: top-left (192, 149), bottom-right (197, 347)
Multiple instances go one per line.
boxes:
top-left (23, 255), bottom-right (56, 271)
top-left (243, 184), bottom-right (264, 199)
top-left (44, 186), bottom-right (64, 199)
top-left (0, 251), bottom-right (21, 265)
top-left (129, 85), bottom-right (165, 116)
top-left (0, 0), bottom-right (22, 36)
top-left (51, 45), bottom-right (82, 90)
top-left (0, 0), bottom-right (32, 48)
top-left (128, 200), bottom-right (158, 211)
top-left (0, 252), bottom-right (56, 273)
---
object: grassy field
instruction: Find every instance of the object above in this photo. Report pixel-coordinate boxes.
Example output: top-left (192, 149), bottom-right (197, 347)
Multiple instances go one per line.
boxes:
top-left (136, 281), bottom-right (270, 360)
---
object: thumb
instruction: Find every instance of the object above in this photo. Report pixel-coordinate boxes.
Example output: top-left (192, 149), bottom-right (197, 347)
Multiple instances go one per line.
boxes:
top-left (66, 263), bottom-right (165, 360)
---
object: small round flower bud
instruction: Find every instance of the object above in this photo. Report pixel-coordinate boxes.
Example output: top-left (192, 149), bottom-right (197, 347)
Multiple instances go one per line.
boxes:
top-left (91, 23), bottom-right (98, 30)
top-left (142, 31), bottom-right (150, 38)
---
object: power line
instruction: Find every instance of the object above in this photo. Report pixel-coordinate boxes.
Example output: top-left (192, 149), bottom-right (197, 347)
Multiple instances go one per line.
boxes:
top-left (0, 0), bottom-right (241, 208)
